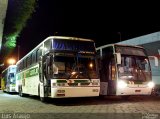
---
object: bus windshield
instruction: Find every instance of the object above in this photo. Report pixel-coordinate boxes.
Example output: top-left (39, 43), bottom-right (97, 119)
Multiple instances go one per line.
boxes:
top-left (9, 73), bottom-right (16, 84)
top-left (118, 55), bottom-right (151, 81)
top-left (51, 54), bottom-right (98, 79)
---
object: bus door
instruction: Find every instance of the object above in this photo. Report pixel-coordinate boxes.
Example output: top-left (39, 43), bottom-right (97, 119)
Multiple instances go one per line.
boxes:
top-left (107, 57), bottom-right (117, 95)
top-left (100, 55), bottom-right (116, 95)
top-left (44, 55), bottom-right (52, 96)
top-left (39, 56), bottom-right (46, 98)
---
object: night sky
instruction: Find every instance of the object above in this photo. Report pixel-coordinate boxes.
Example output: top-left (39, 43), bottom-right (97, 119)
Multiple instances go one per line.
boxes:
top-left (10, 0), bottom-right (160, 59)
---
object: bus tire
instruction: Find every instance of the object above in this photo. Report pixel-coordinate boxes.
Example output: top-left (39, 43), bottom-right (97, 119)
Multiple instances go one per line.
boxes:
top-left (38, 85), bottom-right (48, 102)
top-left (40, 97), bottom-right (47, 102)
top-left (98, 95), bottom-right (105, 99)
top-left (19, 86), bottom-right (24, 97)
top-left (121, 95), bottom-right (130, 100)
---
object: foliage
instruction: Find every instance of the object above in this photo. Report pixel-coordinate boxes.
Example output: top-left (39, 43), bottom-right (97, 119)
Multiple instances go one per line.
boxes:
top-left (3, 0), bottom-right (38, 49)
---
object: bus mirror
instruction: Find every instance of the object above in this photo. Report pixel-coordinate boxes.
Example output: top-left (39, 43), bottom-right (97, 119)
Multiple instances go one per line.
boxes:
top-left (153, 56), bottom-right (158, 66)
top-left (115, 53), bottom-right (121, 64)
top-left (53, 64), bottom-right (58, 74)
top-left (46, 56), bottom-right (51, 75)
top-left (47, 66), bottom-right (50, 75)
top-left (46, 56), bottom-right (50, 66)
top-left (149, 56), bottom-right (159, 66)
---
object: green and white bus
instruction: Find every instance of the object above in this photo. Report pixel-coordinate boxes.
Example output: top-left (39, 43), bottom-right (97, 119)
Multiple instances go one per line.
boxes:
top-left (1, 65), bottom-right (17, 93)
top-left (96, 44), bottom-right (155, 98)
top-left (16, 36), bottom-right (100, 101)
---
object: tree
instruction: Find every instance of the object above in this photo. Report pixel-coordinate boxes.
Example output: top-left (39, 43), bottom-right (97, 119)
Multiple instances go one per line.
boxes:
top-left (2, 0), bottom-right (38, 51)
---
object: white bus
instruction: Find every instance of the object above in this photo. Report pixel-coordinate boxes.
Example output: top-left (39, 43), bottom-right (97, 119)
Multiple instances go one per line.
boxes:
top-left (96, 44), bottom-right (155, 98)
top-left (148, 56), bottom-right (160, 95)
top-left (1, 65), bottom-right (17, 93)
top-left (16, 36), bottom-right (100, 101)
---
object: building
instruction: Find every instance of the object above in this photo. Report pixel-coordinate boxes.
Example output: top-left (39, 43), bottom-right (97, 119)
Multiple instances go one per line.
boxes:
top-left (118, 31), bottom-right (160, 56)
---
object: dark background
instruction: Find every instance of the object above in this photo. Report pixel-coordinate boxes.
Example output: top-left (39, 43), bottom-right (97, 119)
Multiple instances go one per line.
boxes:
top-left (6, 0), bottom-right (160, 60)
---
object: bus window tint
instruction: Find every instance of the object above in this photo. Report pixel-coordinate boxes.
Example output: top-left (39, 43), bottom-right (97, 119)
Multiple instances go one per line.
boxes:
top-left (9, 73), bottom-right (15, 84)
top-left (51, 55), bottom-right (98, 79)
top-left (118, 56), bottom-right (150, 81)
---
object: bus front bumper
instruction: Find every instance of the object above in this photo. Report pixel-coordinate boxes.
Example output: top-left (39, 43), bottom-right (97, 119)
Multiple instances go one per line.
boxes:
top-left (50, 87), bottom-right (100, 98)
top-left (116, 87), bottom-right (152, 96)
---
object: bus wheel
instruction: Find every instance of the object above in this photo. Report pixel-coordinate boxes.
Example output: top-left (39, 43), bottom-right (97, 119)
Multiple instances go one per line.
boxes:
top-left (98, 95), bottom-right (105, 99)
top-left (38, 85), bottom-right (48, 102)
top-left (19, 86), bottom-right (24, 97)
top-left (121, 95), bottom-right (130, 100)
top-left (40, 97), bottom-right (47, 102)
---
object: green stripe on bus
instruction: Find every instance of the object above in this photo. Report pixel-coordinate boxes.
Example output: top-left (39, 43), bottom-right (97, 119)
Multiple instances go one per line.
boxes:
top-left (56, 80), bottom-right (89, 83)
top-left (17, 73), bottom-right (21, 80)
top-left (57, 80), bottom-right (67, 83)
top-left (17, 67), bottom-right (39, 80)
top-left (26, 67), bottom-right (38, 77)
top-left (74, 80), bottom-right (89, 83)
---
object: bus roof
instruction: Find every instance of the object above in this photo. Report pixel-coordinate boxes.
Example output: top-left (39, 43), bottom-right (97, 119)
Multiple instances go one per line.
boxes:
top-left (1, 65), bottom-right (17, 73)
top-left (96, 43), bottom-right (144, 50)
top-left (16, 36), bottom-right (94, 65)
top-left (48, 36), bottom-right (94, 42)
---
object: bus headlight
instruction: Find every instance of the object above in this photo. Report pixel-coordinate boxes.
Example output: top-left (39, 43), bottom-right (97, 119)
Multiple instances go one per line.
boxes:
top-left (147, 82), bottom-right (155, 88)
top-left (118, 80), bottom-right (127, 88)
top-left (92, 80), bottom-right (99, 85)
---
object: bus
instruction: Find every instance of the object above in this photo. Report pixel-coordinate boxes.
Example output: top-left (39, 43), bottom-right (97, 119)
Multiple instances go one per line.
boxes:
top-left (96, 44), bottom-right (155, 98)
top-left (1, 65), bottom-right (17, 93)
top-left (16, 36), bottom-right (100, 101)
top-left (148, 56), bottom-right (160, 95)
top-left (0, 74), bottom-right (1, 90)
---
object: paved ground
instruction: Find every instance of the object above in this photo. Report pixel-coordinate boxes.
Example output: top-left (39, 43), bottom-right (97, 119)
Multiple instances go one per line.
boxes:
top-left (0, 90), bottom-right (160, 119)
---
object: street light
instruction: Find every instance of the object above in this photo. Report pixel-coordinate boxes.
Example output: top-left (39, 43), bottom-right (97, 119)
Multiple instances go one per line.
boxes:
top-left (0, 63), bottom-right (4, 66)
top-left (18, 45), bottom-right (20, 61)
top-left (7, 58), bottom-right (16, 65)
top-left (54, 32), bottom-right (58, 36)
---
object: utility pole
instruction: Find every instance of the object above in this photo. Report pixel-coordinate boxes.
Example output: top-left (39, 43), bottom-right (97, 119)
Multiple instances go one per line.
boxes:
top-left (54, 32), bottom-right (58, 36)
top-left (18, 45), bottom-right (20, 61)
top-left (118, 32), bottom-right (122, 42)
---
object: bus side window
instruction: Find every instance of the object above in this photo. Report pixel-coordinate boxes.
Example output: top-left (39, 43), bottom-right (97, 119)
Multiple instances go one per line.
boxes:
top-left (96, 49), bottom-right (101, 69)
top-left (23, 59), bottom-right (27, 70)
top-left (46, 56), bottom-right (52, 75)
top-left (109, 57), bottom-right (116, 80)
top-left (36, 46), bottom-right (42, 62)
top-left (32, 51), bottom-right (36, 64)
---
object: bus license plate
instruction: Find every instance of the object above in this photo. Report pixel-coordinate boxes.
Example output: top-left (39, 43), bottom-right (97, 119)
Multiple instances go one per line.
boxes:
top-left (135, 90), bottom-right (141, 92)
